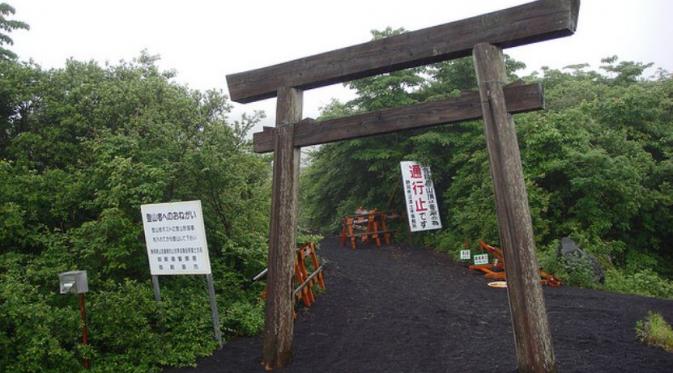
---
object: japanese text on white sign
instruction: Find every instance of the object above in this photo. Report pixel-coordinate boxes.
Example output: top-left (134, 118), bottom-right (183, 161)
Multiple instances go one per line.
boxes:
top-left (141, 200), bottom-right (212, 275)
top-left (473, 254), bottom-right (489, 265)
top-left (400, 161), bottom-right (442, 232)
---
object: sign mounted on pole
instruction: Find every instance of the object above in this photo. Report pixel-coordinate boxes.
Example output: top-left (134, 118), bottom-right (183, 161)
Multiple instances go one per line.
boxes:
top-left (141, 200), bottom-right (212, 275)
top-left (140, 200), bottom-right (222, 347)
top-left (400, 161), bottom-right (442, 232)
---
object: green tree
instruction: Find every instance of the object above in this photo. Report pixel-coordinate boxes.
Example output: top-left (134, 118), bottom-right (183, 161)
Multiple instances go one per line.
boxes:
top-left (300, 28), bottom-right (428, 231)
top-left (301, 28), bottom-right (526, 235)
top-left (0, 2), bottom-right (29, 60)
top-left (301, 41), bottom-right (673, 295)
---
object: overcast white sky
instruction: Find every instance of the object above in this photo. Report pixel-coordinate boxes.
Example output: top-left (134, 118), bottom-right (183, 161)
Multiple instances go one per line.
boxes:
top-left (10, 0), bottom-right (673, 131)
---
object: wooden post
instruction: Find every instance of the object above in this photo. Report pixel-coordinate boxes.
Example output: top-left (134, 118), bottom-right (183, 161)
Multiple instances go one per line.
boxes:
top-left (472, 43), bottom-right (556, 373)
top-left (79, 293), bottom-right (90, 369)
top-left (262, 86), bottom-right (303, 370)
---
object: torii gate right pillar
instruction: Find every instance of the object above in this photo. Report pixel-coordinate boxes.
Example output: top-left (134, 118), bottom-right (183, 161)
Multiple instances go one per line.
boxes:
top-left (473, 43), bottom-right (556, 372)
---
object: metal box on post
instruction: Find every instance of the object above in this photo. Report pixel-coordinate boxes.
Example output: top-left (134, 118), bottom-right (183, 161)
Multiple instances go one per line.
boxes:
top-left (58, 270), bottom-right (88, 294)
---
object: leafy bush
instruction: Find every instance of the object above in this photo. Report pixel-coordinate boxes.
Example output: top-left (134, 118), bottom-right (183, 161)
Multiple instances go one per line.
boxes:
top-left (221, 300), bottom-right (265, 337)
top-left (0, 258), bottom-right (81, 373)
top-left (0, 53), bottom-right (271, 372)
top-left (636, 311), bottom-right (673, 352)
top-left (538, 248), bottom-right (598, 288)
top-left (605, 269), bottom-right (673, 300)
top-left (297, 232), bottom-right (324, 246)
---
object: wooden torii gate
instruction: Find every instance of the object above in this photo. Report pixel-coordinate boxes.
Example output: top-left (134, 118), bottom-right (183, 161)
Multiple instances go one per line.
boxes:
top-left (226, 1), bottom-right (580, 371)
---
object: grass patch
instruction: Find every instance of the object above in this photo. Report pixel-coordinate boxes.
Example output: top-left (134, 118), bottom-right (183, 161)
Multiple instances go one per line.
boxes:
top-left (636, 312), bottom-right (673, 352)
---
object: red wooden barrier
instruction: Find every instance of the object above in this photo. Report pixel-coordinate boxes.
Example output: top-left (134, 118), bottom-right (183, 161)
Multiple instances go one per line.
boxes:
top-left (339, 210), bottom-right (399, 249)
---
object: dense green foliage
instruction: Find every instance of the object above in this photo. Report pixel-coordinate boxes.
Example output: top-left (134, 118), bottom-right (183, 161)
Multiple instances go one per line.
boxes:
top-left (302, 30), bottom-right (673, 298)
top-left (0, 53), bottom-right (270, 372)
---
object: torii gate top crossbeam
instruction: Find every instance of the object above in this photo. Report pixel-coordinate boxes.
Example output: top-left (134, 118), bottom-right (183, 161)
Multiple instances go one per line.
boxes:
top-left (226, 0), bottom-right (579, 104)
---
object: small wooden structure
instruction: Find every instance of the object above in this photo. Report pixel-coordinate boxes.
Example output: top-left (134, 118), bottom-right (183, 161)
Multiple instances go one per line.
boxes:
top-left (339, 210), bottom-right (398, 249)
top-left (227, 1), bottom-right (580, 371)
top-left (294, 242), bottom-right (326, 306)
top-left (258, 242), bottom-right (326, 308)
top-left (470, 240), bottom-right (561, 287)
top-left (340, 212), bottom-right (381, 249)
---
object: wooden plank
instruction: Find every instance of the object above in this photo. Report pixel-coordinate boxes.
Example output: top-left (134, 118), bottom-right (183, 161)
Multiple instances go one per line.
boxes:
top-left (293, 264), bottom-right (325, 297)
top-left (473, 43), bottom-right (556, 373)
top-left (252, 83), bottom-right (543, 153)
top-left (262, 87), bottom-right (303, 370)
top-left (227, 0), bottom-right (579, 103)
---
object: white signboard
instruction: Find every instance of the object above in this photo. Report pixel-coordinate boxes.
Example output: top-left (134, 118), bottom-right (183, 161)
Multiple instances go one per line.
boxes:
top-left (473, 254), bottom-right (489, 265)
top-left (460, 250), bottom-right (471, 260)
top-left (141, 200), bottom-right (212, 275)
top-left (400, 161), bottom-right (442, 232)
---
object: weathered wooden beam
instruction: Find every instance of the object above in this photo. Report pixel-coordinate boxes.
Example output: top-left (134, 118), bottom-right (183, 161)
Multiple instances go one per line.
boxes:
top-left (252, 83), bottom-right (543, 153)
top-left (262, 87), bottom-right (302, 370)
top-left (227, 0), bottom-right (579, 103)
top-left (473, 43), bottom-right (556, 373)
top-left (293, 264), bottom-right (325, 297)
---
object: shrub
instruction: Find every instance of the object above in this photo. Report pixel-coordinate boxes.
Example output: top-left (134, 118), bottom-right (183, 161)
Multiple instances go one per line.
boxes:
top-left (222, 300), bottom-right (264, 337)
top-left (0, 55), bottom-right (271, 372)
top-left (636, 311), bottom-right (673, 352)
top-left (0, 264), bottom-right (81, 373)
top-left (605, 269), bottom-right (673, 299)
top-left (538, 247), bottom-right (598, 288)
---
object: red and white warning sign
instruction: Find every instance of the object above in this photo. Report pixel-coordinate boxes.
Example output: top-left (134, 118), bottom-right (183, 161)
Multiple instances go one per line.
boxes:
top-left (400, 161), bottom-right (442, 232)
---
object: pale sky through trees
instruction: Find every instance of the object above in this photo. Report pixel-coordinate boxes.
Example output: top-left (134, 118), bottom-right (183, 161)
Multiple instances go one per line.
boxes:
top-left (11, 0), bottom-right (673, 130)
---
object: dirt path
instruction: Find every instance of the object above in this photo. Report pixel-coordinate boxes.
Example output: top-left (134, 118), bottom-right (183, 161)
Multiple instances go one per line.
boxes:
top-left (165, 237), bottom-right (673, 372)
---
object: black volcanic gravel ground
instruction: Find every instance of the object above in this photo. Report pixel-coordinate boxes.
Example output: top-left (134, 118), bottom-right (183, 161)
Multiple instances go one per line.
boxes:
top-left (165, 237), bottom-right (673, 372)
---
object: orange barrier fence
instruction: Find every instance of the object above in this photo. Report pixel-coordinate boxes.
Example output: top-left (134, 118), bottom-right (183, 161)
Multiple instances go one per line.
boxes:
top-left (339, 210), bottom-right (399, 249)
top-left (468, 240), bottom-right (561, 287)
top-left (256, 242), bottom-right (326, 309)
top-left (293, 242), bottom-right (326, 307)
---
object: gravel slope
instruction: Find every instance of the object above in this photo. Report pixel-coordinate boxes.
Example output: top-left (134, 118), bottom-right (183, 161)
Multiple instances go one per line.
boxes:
top-left (165, 237), bottom-right (673, 372)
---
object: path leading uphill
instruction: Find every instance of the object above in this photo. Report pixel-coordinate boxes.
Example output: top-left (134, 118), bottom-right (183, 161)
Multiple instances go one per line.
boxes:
top-left (166, 237), bottom-right (673, 372)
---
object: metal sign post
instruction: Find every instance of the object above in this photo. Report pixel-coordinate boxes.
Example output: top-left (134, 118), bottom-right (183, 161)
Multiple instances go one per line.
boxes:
top-left (151, 275), bottom-right (161, 302)
top-left (58, 270), bottom-right (90, 369)
top-left (141, 200), bottom-right (222, 347)
top-left (206, 274), bottom-right (223, 347)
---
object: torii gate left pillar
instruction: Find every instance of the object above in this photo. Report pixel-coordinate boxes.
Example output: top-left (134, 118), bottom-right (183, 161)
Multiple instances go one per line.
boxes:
top-left (262, 87), bottom-right (303, 369)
